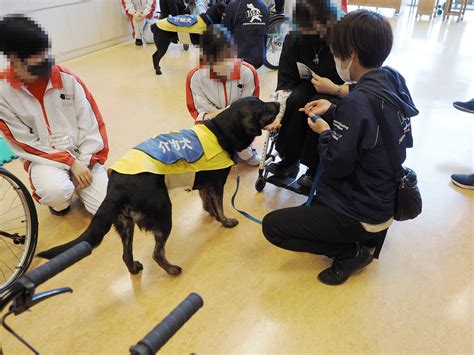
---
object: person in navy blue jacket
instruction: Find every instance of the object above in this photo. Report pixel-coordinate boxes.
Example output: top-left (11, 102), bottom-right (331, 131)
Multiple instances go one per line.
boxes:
top-left (262, 10), bottom-right (419, 285)
top-left (222, 0), bottom-right (269, 68)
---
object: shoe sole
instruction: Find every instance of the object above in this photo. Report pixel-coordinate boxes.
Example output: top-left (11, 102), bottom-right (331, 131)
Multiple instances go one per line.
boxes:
top-left (453, 103), bottom-right (474, 114)
top-left (318, 253), bottom-right (374, 286)
top-left (451, 178), bottom-right (474, 190)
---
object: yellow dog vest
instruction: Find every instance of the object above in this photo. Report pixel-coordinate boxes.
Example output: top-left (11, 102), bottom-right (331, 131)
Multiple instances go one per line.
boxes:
top-left (110, 125), bottom-right (234, 176)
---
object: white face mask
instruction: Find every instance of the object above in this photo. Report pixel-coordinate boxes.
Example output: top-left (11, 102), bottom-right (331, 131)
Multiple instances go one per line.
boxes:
top-left (334, 56), bottom-right (352, 82)
top-left (212, 59), bottom-right (235, 78)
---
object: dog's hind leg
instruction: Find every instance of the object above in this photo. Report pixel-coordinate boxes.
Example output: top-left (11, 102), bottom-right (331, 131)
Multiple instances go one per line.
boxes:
top-left (151, 24), bottom-right (172, 75)
top-left (199, 188), bottom-right (217, 217)
top-left (115, 214), bottom-right (143, 274)
top-left (151, 225), bottom-right (182, 276)
top-left (200, 185), bottom-right (238, 228)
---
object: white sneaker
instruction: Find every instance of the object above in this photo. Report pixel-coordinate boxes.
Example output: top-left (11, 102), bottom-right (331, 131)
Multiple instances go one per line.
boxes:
top-left (243, 149), bottom-right (261, 166)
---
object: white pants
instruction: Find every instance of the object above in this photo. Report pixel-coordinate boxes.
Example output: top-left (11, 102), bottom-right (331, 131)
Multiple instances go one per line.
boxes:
top-left (29, 163), bottom-right (108, 215)
top-left (238, 145), bottom-right (257, 161)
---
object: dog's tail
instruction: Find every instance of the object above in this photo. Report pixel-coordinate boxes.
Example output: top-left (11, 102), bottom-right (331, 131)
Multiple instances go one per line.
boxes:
top-left (37, 194), bottom-right (120, 259)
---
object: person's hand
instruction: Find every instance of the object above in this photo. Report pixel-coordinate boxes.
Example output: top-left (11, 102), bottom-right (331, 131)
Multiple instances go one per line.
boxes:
top-left (71, 160), bottom-right (93, 191)
top-left (307, 116), bottom-right (330, 134)
top-left (299, 99), bottom-right (332, 117)
top-left (264, 115), bottom-right (282, 132)
top-left (311, 74), bottom-right (340, 95)
top-left (204, 107), bottom-right (227, 120)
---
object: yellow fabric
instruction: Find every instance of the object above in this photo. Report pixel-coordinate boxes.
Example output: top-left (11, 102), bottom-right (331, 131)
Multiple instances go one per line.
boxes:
top-left (155, 16), bottom-right (207, 34)
top-left (109, 125), bottom-right (234, 175)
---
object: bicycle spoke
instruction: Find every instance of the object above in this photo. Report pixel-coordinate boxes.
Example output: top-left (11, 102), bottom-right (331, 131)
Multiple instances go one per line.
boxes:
top-left (1, 238), bottom-right (22, 263)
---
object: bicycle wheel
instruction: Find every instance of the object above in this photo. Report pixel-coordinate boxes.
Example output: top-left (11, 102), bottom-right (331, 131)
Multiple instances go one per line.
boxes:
top-left (0, 167), bottom-right (38, 291)
top-left (264, 15), bottom-right (290, 70)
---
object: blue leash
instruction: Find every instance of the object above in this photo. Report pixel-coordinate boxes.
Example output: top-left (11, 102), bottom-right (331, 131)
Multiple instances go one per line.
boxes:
top-left (305, 163), bottom-right (323, 206)
top-left (231, 163), bottom-right (324, 225)
top-left (231, 173), bottom-right (263, 224)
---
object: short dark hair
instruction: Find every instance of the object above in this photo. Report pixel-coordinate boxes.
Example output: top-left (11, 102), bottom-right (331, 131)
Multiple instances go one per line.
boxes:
top-left (331, 10), bottom-right (393, 68)
top-left (294, 0), bottom-right (342, 30)
top-left (0, 14), bottom-right (50, 60)
top-left (200, 25), bottom-right (234, 63)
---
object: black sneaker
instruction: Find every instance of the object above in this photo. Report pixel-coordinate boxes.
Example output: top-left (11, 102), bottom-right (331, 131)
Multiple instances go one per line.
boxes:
top-left (135, 39), bottom-right (143, 46)
top-left (49, 206), bottom-right (71, 216)
top-left (318, 245), bottom-right (373, 285)
top-left (267, 160), bottom-right (299, 178)
top-left (451, 173), bottom-right (474, 190)
top-left (453, 99), bottom-right (474, 114)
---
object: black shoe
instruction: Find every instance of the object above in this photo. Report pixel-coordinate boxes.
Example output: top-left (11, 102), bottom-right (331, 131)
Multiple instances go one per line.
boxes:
top-left (183, 44), bottom-right (189, 51)
top-left (453, 99), bottom-right (474, 114)
top-left (267, 160), bottom-right (299, 178)
top-left (49, 206), bottom-right (70, 216)
top-left (318, 245), bottom-right (373, 285)
top-left (135, 39), bottom-right (143, 46)
top-left (296, 173), bottom-right (314, 188)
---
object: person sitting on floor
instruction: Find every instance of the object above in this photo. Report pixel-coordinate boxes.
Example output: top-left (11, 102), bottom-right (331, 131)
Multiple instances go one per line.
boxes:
top-left (122, 0), bottom-right (158, 46)
top-left (0, 15), bottom-right (109, 216)
top-left (186, 25), bottom-right (261, 165)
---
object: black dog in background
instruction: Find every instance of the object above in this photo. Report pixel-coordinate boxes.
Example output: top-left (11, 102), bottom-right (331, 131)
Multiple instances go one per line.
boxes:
top-left (39, 98), bottom-right (279, 276)
top-left (151, 3), bottom-right (226, 75)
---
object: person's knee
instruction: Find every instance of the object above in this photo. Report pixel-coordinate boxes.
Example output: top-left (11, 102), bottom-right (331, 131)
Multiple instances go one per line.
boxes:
top-left (262, 211), bottom-right (284, 245)
top-left (36, 181), bottom-right (74, 210)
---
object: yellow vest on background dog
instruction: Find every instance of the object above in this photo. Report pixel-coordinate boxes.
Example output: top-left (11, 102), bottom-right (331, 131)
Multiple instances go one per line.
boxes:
top-left (110, 124), bottom-right (234, 176)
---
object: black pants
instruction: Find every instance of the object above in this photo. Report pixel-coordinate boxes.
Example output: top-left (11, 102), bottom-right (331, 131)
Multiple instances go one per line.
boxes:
top-left (275, 81), bottom-right (339, 173)
top-left (262, 202), bottom-right (388, 259)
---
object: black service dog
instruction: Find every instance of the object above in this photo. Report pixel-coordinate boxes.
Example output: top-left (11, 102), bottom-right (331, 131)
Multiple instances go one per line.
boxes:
top-left (39, 97), bottom-right (279, 276)
top-left (151, 3), bottom-right (226, 75)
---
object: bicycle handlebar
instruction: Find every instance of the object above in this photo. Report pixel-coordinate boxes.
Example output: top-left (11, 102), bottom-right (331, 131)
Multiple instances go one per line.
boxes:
top-left (130, 293), bottom-right (203, 354)
top-left (22, 242), bottom-right (92, 288)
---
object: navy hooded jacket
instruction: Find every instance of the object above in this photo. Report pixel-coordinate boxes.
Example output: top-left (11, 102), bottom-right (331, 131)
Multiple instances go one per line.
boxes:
top-left (315, 67), bottom-right (419, 224)
top-left (222, 0), bottom-right (269, 69)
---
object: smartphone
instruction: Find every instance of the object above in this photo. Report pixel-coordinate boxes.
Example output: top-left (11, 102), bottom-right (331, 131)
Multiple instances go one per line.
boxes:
top-left (310, 115), bottom-right (321, 122)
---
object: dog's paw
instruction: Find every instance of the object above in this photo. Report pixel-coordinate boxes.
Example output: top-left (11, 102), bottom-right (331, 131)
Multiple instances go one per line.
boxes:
top-left (129, 261), bottom-right (144, 275)
top-left (165, 265), bottom-right (182, 276)
top-left (222, 218), bottom-right (239, 228)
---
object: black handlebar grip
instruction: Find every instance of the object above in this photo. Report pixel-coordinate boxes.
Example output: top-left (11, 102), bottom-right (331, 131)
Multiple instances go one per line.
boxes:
top-left (20, 242), bottom-right (92, 288)
top-left (130, 293), bottom-right (204, 354)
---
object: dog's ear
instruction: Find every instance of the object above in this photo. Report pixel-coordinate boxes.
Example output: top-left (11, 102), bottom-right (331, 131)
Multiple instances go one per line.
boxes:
top-left (258, 102), bottom-right (280, 127)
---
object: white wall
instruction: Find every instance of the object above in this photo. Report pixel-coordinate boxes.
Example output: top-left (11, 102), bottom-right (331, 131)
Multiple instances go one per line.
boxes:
top-left (0, 0), bottom-right (131, 70)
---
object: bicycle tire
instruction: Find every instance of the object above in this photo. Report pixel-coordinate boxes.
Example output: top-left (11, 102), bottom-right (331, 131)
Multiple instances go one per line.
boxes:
top-left (0, 167), bottom-right (38, 292)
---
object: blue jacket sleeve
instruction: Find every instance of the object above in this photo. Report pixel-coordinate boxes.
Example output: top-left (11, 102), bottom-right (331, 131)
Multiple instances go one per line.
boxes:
top-left (318, 96), bottom-right (375, 178)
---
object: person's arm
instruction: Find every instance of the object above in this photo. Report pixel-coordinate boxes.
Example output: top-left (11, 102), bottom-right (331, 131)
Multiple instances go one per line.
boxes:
top-left (240, 62), bottom-right (260, 98)
top-left (122, 0), bottom-right (137, 15)
top-left (0, 101), bottom-right (75, 170)
top-left (315, 99), bottom-right (366, 178)
top-left (276, 34), bottom-right (301, 91)
top-left (143, 0), bottom-right (157, 18)
top-left (311, 74), bottom-right (350, 98)
top-left (64, 68), bottom-right (108, 168)
top-left (186, 69), bottom-right (222, 123)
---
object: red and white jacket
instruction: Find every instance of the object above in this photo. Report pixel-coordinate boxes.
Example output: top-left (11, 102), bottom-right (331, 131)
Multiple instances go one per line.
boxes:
top-left (186, 60), bottom-right (260, 123)
top-left (121, 0), bottom-right (157, 18)
top-left (0, 65), bottom-right (108, 171)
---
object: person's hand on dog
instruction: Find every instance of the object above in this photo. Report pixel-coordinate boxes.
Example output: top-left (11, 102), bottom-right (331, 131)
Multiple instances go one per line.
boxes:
top-left (307, 116), bottom-right (331, 134)
top-left (300, 99), bottom-right (332, 117)
top-left (264, 115), bottom-right (282, 132)
top-left (71, 160), bottom-right (93, 190)
top-left (311, 74), bottom-right (339, 95)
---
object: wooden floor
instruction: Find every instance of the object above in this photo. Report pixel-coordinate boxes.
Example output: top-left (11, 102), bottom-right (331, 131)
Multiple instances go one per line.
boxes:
top-left (1, 8), bottom-right (473, 354)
